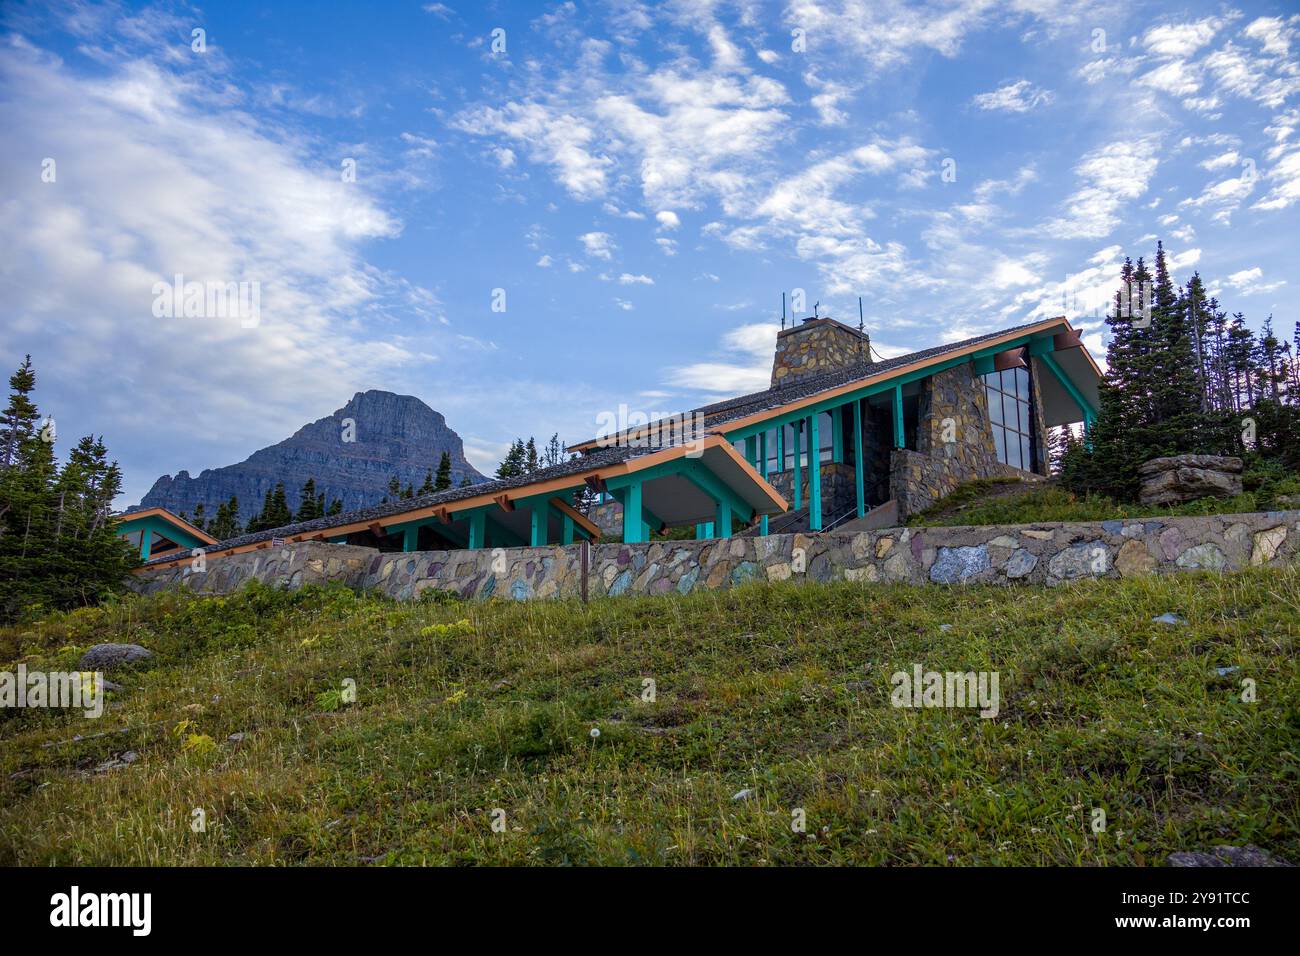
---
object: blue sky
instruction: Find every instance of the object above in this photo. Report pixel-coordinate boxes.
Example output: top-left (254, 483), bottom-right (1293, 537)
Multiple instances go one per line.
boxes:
top-left (3, 0), bottom-right (1298, 505)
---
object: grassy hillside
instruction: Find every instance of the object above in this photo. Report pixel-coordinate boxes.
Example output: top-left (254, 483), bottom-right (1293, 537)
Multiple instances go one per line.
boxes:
top-left (907, 474), bottom-right (1300, 528)
top-left (2, 570), bottom-right (1298, 866)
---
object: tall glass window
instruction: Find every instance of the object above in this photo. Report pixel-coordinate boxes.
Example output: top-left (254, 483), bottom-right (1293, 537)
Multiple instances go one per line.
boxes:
top-left (983, 366), bottom-right (1035, 472)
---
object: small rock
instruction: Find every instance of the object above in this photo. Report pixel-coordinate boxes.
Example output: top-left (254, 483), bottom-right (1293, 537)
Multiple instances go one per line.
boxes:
top-left (1215, 665), bottom-right (1238, 676)
top-left (78, 643), bottom-right (153, 671)
top-left (1153, 613), bottom-right (1185, 625)
top-left (227, 732), bottom-right (247, 743)
top-left (731, 788), bottom-right (754, 801)
top-left (1004, 548), bottom-right (1038, 579)
top-left (929, 546), bottom-right (990, 584)
top-left (1167, 845), bottom-right (1293, 867)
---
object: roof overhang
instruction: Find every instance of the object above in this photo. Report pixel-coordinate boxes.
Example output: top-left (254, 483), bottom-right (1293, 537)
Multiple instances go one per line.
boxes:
top-left (114, 507), bottom-right (217, 545)
top-left (136, 435), bottom-right (788, 571)
top-left (569, 316), bottom-right (1102, 449)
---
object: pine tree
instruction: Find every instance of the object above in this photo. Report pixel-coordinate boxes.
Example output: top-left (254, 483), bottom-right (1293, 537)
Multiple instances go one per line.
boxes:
top-left (525, 437), bottom-right (540, 473)
top-left (295, 478), bottom-right (320, 521)
top-left (495, 439), bottom-right (527, 478)
top-left (268, 482), bottom-right (291, 528)
top-left (418, 469), bottom-right (436, 495)
top-left (1, 355), bottom-right (39, 470)
top-left (0, 359), bottom-right (136, 622)
top-left (207, 496), bottom-right (243, 541)
top-left (434, 452), bottom-right (452, 490)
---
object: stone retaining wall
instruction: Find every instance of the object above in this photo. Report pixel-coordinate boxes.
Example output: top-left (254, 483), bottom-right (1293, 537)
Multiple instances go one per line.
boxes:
top-left (132, 511), bottom-right (1300, 601)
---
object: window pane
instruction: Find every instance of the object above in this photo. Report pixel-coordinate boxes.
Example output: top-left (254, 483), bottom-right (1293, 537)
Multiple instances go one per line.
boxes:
top-left (988, 387), bottom-right (1003, 424)
top-left (1019, 398), bottom-right (1030, 434)
top-left (993, 428), bottom-right (1006, 465)
top-left (1020, 433), bottom-right (1033, 472)
top-left (1016, 367), bottom-right (1030, 400)
top-left (1000, 370), bottom-right (1013, 393)
top-left (1006, 430), bottom-right (1021, 469)
top-left (1004, 394), bottom-right (1018, 431)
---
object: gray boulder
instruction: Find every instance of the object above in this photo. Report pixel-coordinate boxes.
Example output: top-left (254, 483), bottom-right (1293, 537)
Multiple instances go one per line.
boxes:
top-left (1167, 844), bottom-right (1292, 867)
top-left (78, 643), bottom-right (153, 671)
top-left (1139, 455), bottom-right (1243, 506)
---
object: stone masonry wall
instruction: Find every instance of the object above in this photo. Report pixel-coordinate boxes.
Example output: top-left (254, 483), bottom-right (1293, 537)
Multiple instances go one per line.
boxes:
top-left (771, 318), bottom-right (870, 387)
top-left (133, 511), bottom-right (1300, 600)
top-left (892, 363), bottom-right (1042, 517)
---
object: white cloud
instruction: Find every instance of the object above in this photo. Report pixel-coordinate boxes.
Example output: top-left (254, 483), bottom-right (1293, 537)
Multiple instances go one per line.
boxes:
top-left (1143, 18), bottom-right (1223, 58)
top-left (1200, 150), bottom-right (1240, 171)
top-left (655, 210), bottom-right (680, 230)
top-left (579, 230), bottom-right (615, 259)
top-left (453, 102), bottom-right (613, 199)
top-left (0, 37), bottom-right (429, 502)
top-left (1139, 60), bottom-right (1201, 97)
top-left (1252, 147), bottom-right (1300, 211)
top-left (664, 322), bottom-right (774, 395)
top-left (971, 79), bottom-right (1054, 113)
top-left (1226, 265), bottom-right (1285, 294)
top-left (618, 273), bottom-right (654, 284)
top-left (1046, 139), bottom-right (1160, 239)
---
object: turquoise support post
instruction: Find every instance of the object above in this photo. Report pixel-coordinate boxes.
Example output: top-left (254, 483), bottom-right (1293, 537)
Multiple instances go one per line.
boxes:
top-left (745, 435), bottom-right (757, 466)
top-left (530, 500), bottom-right (548, 547)
top-left (808, 413), bottom-right (822, 531)
top-left (403, 526), bottom-right (419, 552)
top-left (696, 521), bottom-right (714, 539)
top-left (893, 384), bottom-right (905, 449)
top-left (792, 420), bottom-right (803, 509)
top-left (759, 429), bottom-right (769, 536)
top-left (776, 425), bottom-right (784, 471)
top-left (467, 511), bottom-right (486, 549)
top-left (831, 406), bottom-right (843, 462)
top-left (141, 532), bottom-right (152, 562)
top-left (853, 399), bottom-right (865, 517)
top-left (622, 481), bottom-right (644, 543)
top-left (562, 513), bottom-right (574, 545)
top-left (716, 499), bottom-right (732, 538)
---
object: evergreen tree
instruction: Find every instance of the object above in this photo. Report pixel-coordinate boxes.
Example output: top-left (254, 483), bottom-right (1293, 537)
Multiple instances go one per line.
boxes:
top-left (295, 478), bottom-right (320, 522)
top-left (434, 452), bottom-right (452, 490)
top-left (495, 439), bottom-right (527, 478)
top-left (0, 358), bottom-right (136, 622)
top-left (1, 355), bottom-right (39, 469)
top-left (268, 482), bottom-right (291, 528)
top-left (525, 437), bottom-right (540, 473)
top-left (418, 468), bottom-right (436, 495)
top-left (207, 495), bottom-right (243, 541)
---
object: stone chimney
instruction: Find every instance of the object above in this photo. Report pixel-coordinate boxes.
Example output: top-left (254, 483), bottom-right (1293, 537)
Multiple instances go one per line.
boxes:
top-left (770, 316), bottom-right (871, 387)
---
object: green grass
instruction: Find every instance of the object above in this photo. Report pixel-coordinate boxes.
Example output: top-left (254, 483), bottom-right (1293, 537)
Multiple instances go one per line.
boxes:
top-left (908, 475), bottom-right (1300, 528)
top-left (1, 571), bottom-right (1297, 866)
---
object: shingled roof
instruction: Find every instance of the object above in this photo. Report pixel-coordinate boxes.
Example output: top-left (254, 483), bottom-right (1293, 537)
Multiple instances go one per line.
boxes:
top-left (571, 319), bottom-right (1058, 449)
top-left (146, 442), bottom-right (639, 562)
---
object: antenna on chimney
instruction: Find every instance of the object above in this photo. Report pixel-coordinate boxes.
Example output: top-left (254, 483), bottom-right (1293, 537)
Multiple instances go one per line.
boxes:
top-left (781, 292), bottom-right (786, 331)
top-left (858, 296), bottom-right (865, 362)
top-left (813, 300), bottom-right (820, 318)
